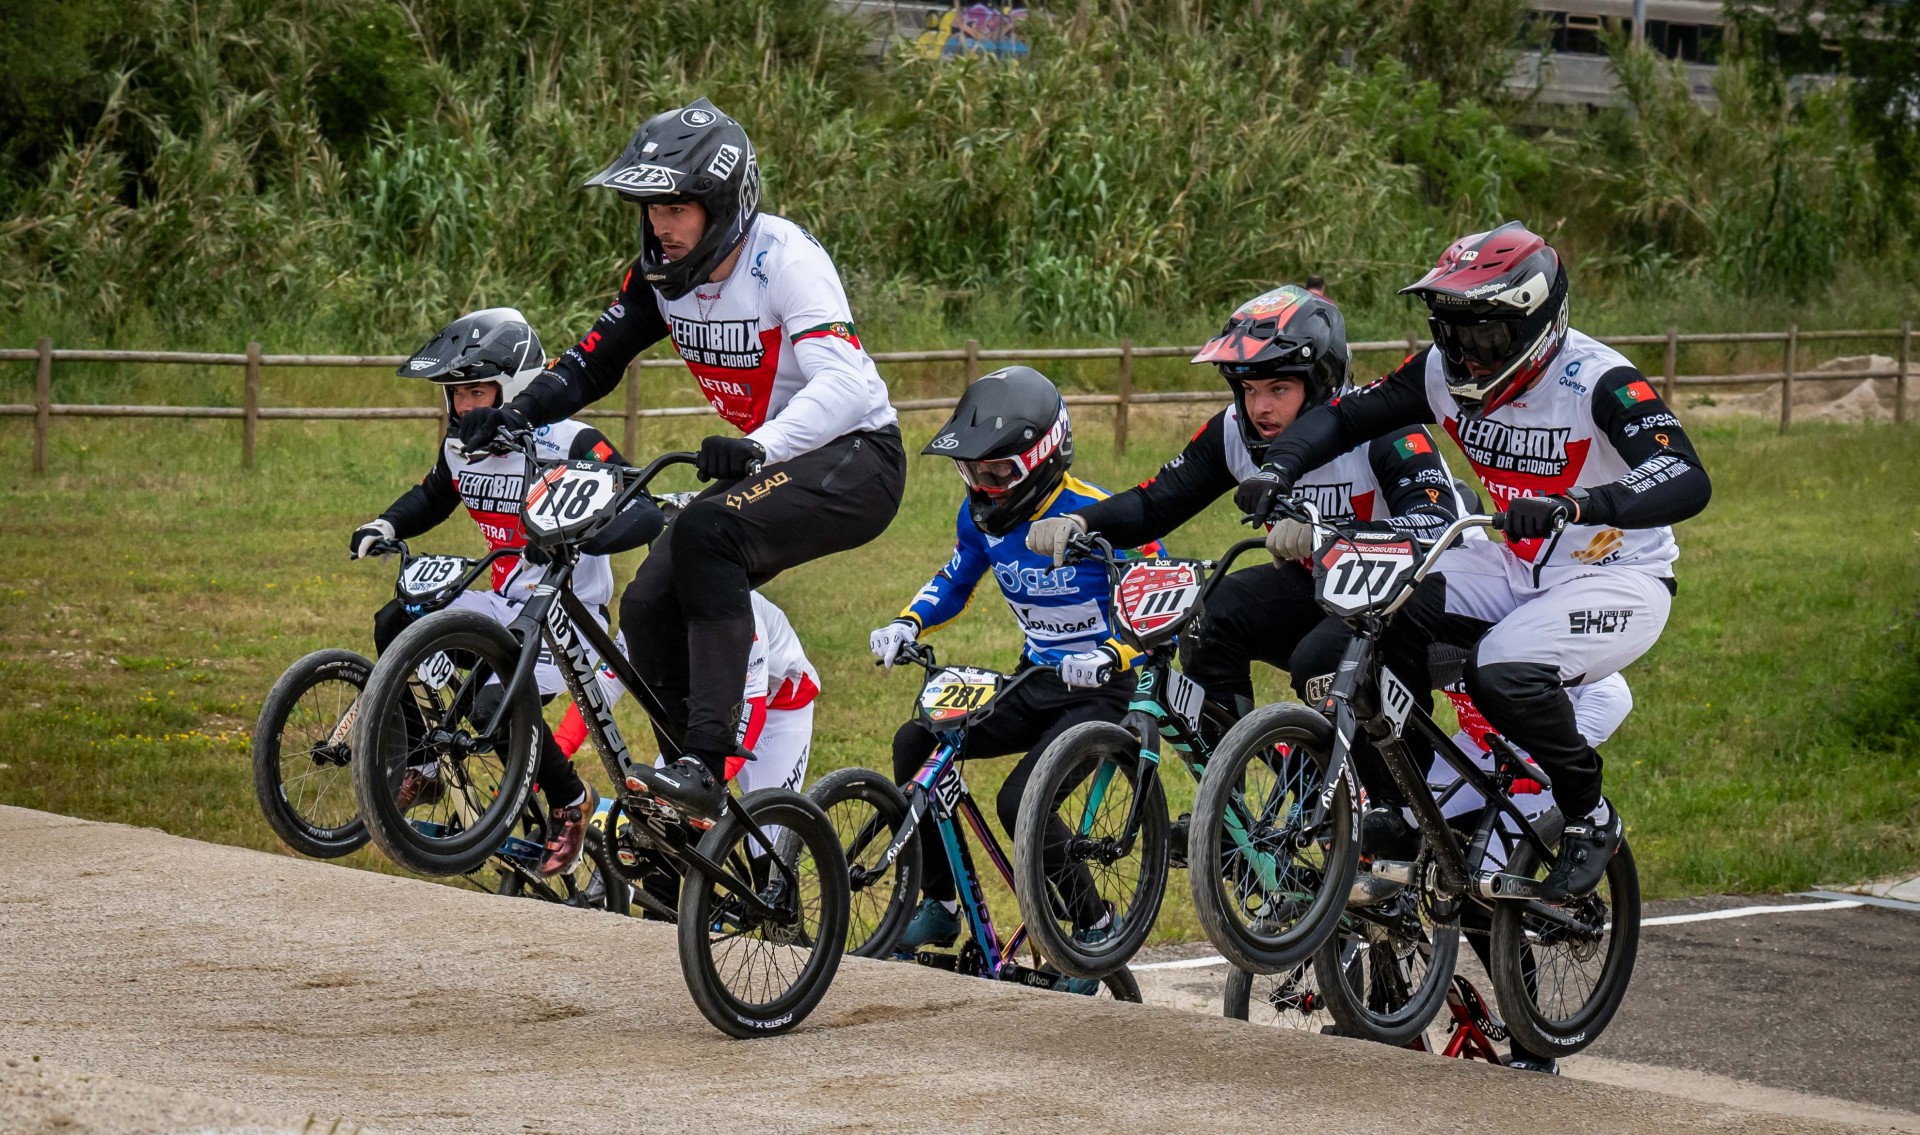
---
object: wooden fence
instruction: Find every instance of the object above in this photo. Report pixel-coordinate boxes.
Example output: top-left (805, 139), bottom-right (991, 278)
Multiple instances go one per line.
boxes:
top-left (4, 324), bottom-right (1913, 474)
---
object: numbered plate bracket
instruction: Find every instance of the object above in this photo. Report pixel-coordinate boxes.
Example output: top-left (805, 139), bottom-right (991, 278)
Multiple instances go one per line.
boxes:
top-left (917, 666), bottom-right (1004, 727)
top-left (1314, 537), bottom-right (1417, 617)
top-left (1114, 560), bottom-right (1204, 647)
top-left (397, 554), bottom-right (475, 602)
top-left (522, 461), bottom-right (624, 545)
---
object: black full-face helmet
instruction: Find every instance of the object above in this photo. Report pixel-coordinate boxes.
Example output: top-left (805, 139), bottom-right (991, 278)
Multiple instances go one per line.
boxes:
top-left (583, 97), bottom-right (763, 300)
top-left (398, 307), bottom-right (546, 426)
top-left (1190, 284), bottom-right (1350, 464)
top-left (923, 366), bottom-right (1074, 537)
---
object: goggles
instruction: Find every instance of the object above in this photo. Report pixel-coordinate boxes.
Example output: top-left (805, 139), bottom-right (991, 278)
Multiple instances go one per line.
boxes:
top-left (957, 458), bottom-right (1026, 497)
top-left (1430, 317), bottom-right (1516, 370)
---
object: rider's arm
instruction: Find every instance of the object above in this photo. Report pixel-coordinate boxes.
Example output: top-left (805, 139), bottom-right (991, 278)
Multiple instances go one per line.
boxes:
top-left (378, 450), bottom-right (461, 539)
top-left (514, 258), bottom-right (671, 426)
top-left (746, 236), bottom-right (890, 465)
top-left (565, 425), bottom-right (625, 465)
top-left (1071, 412), bottom-right (1240, 548)
top-left (900, 505), bottom-right (991, 634)
top-left (1577, 369), bottom-right (1712, 528)
top-left (1358, 426), bottom-right (1460, 541)
top-left (1264, 351), bottom-right (1437, 486)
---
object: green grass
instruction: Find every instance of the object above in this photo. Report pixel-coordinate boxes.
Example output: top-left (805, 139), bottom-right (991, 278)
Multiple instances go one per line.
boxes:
top-left (1, 406), bottom-right (1916, 942)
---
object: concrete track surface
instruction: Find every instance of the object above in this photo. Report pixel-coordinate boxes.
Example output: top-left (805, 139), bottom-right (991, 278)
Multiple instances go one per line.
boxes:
top-left (0, 805), bottom-right (1894, 1135)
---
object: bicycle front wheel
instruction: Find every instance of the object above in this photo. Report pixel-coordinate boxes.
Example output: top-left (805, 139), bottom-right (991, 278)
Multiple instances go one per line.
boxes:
top-left (1314, 896), bottom-right (1459, 1046)
top-left (1188, 703), bottom-right (1355, 974)
top-left (806, 767), bottom-right (921, 958)
top-left (679, 788), bottom-right (849, 1038)
top-left (351, 609), bottom-right (539, 877)
top-left (1013, 722), bottom-right (1169, 981)
top-left (1223, 960), bottom-right (1336, 1032)
top-left (252, 649), bottom-right (370, 858)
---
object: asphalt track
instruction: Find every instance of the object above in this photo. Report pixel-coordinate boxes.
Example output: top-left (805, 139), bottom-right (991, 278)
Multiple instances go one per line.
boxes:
top-left (0, 804), bottom-right (1910, 1135)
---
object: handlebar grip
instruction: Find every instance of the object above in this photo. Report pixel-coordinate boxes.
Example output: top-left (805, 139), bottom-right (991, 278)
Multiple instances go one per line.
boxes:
top-left (1489, 511), bottom-right (1508, 533)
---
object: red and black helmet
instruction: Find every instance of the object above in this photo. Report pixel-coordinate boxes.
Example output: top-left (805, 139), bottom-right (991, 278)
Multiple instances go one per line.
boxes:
top-left (1401, 221), bottom-right (1568, 417)
top-left (1191, 284), bottom-right (1349, 462)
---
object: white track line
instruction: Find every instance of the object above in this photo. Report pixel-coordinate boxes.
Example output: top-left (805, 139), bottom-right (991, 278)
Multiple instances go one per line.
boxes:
top-left (1131, 897), bottom-right (1863, 972)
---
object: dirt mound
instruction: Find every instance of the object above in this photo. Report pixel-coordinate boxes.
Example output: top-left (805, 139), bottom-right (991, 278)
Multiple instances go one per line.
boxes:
top-left (0, 805), bottom-right (1881, 1135)
top-left (1, 1054), bottom-right (359, 1135)
top-left (1680, 355), bottom-right (1916, 425)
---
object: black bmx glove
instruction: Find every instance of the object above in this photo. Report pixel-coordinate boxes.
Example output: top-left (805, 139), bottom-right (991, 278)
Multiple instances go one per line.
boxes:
top-left (1500, 494), bottom-right (1579, 540)
top-left (1233, 467), bottom-right (1295, 524)
top-left (696, 435), bottom-right (766, 482)
top-left (455, 404), bottom-right (530, 454)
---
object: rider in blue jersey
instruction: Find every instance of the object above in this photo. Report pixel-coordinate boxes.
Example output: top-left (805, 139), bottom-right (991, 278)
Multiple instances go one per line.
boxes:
top-left (870, 367), bottom-right (1165, 952)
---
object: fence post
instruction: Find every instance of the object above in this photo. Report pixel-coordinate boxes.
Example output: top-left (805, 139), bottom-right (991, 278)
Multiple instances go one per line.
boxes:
top-left (963, 339), bottom-right (980, 389)
top-left (33, 337), bottom-right (51, 475)
top-left (1406, 330), bottom-right (1419, 356)
top-left (624, 360), bottom-right (641, 457)
top-left (1780, 324), bottom-right (1797, 434)
top-left (1115, 338), bottom-right (1134, 456)
top-left (243, 341), bottom-right (262, 469)
top-left (1899, 319), bottom-right (1911, 426)
top-left (1662, 325), bottom-right (1678, 402)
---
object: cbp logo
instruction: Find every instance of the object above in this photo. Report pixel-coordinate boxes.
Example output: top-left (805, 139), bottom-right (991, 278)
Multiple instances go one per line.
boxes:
top-left (994, 562), bottom-right (1078, 597)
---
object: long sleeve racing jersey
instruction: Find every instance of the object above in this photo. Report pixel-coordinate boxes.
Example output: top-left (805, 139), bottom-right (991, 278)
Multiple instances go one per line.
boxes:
top-left (511, 214), bottom-right (897, 466)
top-left (1073, 401), bottom-right (1462, 550)
top-left (737, 591), bottom-right (821, 753)
top-left (1261, 332), bottom-right (1711, 581)
top-left (900, 475), bottom-right (1167, 668)
top-left (378, 420), bottom-right (624, 608)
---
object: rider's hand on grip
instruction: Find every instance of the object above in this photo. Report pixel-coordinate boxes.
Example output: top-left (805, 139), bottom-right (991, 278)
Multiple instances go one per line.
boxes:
top-left (455, 404), bottom-right (530, 456)
top-left (1057, 646), bottom-right (1119, 690)
top-left (869, 619), bottom-right (919, 669)
top-left (1025, 514), bottom-right (1087, 567)
top-left (1233, 467), bottom-right (1294, 526)
top-left (349, 518), bottom-right (396, 560)
top-left (695, 435), bottom-right (765, 483)
top-left (1498, 494), bottom-right (1576, 540)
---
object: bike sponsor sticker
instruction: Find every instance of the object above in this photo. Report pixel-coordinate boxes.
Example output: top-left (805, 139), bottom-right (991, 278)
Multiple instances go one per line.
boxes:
top-left (1163, 668), bottom-right (1205, 737)
top-left (918, 666), bottom-right (1000, 723)
top-left (1115, 561), bottom-right (1200, 638)
top-left (398, 554), bottom-right (471, 600)
top-left (1314, 537), bottom-right (1416, 616)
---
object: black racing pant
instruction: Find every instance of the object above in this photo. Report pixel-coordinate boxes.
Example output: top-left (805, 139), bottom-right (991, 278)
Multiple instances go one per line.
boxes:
top-left (889, 666), bottom-right (1125, 927)
top-left (1183, 560), bottom-right (1335, 745)
top-left (622, 426), bottom-right (906, 768)
top-left (373, 599), bottom-right (585, 812)
top-left (1287, 576), bottom-right (1605, 820)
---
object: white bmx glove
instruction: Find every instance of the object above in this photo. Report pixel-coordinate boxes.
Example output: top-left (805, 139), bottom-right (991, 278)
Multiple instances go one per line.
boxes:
top-left (1026, 514), bottom-right (1088, 567)
top-left (1265, 517), bottom-right (1315, 562)
top-left (1057, 646), bottom-right (1119, 690)
top-left (350, 518), bottom-right (397, 560)
top-left (869, 619), bottom-right (919, 669)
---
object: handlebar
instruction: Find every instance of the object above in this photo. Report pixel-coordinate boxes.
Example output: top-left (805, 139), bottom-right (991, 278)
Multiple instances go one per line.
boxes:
top-left (887, 639), bottom-right (1051, 704)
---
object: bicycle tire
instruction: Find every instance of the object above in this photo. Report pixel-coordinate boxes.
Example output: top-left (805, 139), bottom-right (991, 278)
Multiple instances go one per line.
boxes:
top-left (252, 649), bottom-right (371, 858)
top-left (805, 767), bottom-right (921, 958)
top-left (1100, 965), bottom-right (1144, 1003)
top-left (1490, 834), bottom-right (1641, 1057)
top-left (1314, 900), bottom-right (1459, 1046)
top-left (1188, 703), bottom-right (1355, 974)
top-left (351, 609), bottom-right (539, 876)
top-left (1012, 721), bottom-right (1169, 980)
top-left (679, 788), bottom-right (849, 1038)
top-left (1223, 960), bottom-right (1338, 1032)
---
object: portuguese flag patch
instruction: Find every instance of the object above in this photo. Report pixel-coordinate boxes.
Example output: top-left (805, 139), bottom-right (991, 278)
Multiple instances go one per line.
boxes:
top-left (1614, 379), bottom-right (1659, 408)
top-left (1394, 433), bottom-right (1433, 458)
top-left (793, 321), bottom-right (861, 349)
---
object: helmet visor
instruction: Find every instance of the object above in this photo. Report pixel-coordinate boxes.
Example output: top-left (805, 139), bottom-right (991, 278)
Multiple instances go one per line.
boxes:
top-left (1431, 318), bottom-right (1515, 371)
top-left (957, 457), bottom-right (1026, 497)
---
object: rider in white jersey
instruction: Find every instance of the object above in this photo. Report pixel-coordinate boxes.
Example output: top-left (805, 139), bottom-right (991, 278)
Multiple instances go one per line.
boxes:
top-left (455, 98), bottom-right (905, 821)
top-left (350, 309), bottom-right (638, 876)
top-left (1251, 222), bottom-right (1711, 903)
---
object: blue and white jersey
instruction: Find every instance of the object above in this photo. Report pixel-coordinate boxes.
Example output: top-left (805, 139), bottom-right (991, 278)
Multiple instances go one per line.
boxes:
top-left (900, 475), bottom-right (1167, 667)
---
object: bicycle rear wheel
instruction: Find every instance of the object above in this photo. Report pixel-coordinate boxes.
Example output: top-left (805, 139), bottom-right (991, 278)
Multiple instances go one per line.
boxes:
top-left (1223, 960), bottom-right (1336, 1032)
top-left (1314, 896), bottom-right (1458, 1046)
top-left (1490, 834), bottom-right (1640, 1057)
top-left (493, 823), bottom-right (633, 915)
top-left (679, 788), bottom-right (849, 1038)
top-left (252, 649), bottom-right (370, 858)
top-left (1188, 703), bottom-right (1354, 974)
top-left (351, 610), bottom-right (539, 876)
top-left (806, 767), bottom-right (921, 958)
top-left (1013, 721), bottom-right (1169, 981)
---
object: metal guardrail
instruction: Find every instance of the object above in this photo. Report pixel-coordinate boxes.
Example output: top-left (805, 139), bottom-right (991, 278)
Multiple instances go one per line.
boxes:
top-left (5, 324), bottom-right (1913, 473)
